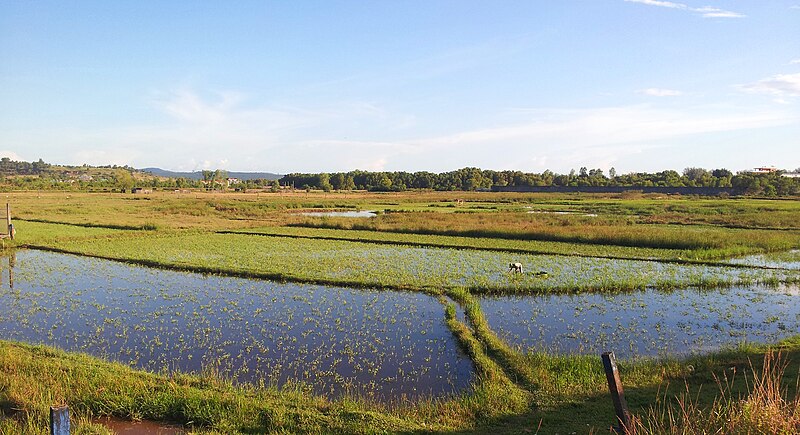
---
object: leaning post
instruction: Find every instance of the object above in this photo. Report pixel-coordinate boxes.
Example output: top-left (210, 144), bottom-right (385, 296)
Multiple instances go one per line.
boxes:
top-left (601, 351), bottom-right (632, 433)
top-left (50, 405), bottom-right (70, 435)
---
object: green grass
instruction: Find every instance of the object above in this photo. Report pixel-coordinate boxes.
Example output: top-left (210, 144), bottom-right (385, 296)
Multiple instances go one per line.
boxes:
top-left (6, 220), bottom-right (132, 247)
top-left (21, 229), bottom-right (798, 294)
top-left (294, 212), bottom-right (800, 257)
top-left (231, 225), bottom-right (693, 261)
top-left (233, 226), bottom-right (800, 269)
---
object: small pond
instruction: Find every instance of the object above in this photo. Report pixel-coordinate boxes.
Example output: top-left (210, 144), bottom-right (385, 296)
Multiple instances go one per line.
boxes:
top-left (300, 210), bottom-right (377, 218)
top-left (0, 250), bottom-right (473, 402)
top-left (480, 284), bottom-right (800, 359)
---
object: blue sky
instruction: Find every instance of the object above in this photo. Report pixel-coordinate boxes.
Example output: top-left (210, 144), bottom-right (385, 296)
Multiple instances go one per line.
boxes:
top-left (1, 0), bottom-right (799, 174)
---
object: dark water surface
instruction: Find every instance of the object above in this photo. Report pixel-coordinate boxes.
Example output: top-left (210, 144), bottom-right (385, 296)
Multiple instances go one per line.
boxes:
top-left (0, 250), bottom-right (473, 401)
top-left (480, 284), bottom-right (800, 359)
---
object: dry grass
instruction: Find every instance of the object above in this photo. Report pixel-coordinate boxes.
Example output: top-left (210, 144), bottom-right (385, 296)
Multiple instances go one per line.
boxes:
top-left (634, 351), bottom-right (800, 434)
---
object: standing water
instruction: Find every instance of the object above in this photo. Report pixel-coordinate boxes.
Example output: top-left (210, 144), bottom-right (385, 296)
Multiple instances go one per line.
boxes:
top-left (0, 250), bottom-right (473, 402)
top-left (480, 284), bottom-right (800, 359)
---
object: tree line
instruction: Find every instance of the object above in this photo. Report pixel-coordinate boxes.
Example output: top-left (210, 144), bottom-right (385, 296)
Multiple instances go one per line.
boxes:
top-left (1, 157), bottom-right (798, 196)
top-left (279, 167), bottom-right (800, 196)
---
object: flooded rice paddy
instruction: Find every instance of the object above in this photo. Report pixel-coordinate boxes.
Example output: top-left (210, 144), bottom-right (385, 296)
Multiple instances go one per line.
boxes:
top-left (0, 250), bottom-right (473, 401)
top-left (480, 283), bottom-right (800, 359)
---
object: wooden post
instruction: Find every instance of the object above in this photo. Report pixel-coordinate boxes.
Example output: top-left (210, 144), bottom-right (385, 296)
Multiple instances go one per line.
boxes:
top-left (50, 405), bottom-right (70, 435)
top-left (602, 352), bottom-right (632, 433)
top-left (6, 203), bottom-right (12, 240)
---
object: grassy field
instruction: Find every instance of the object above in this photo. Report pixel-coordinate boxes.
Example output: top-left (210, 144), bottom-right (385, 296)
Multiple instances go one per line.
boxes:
top-left (1, 190), bottom-right (799, 433)
top-left (17, 229), bottom-right (797, 294)
top-left (8, 190), bottom-right (799, 257)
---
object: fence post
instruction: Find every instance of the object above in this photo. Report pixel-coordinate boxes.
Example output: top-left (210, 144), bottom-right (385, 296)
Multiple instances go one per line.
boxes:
top-left (6, 203), bottom-right (13, 240)
top-left (601, 351), bottom-right (632, 433)
top-left (50, 405), bottom-right (70, 435)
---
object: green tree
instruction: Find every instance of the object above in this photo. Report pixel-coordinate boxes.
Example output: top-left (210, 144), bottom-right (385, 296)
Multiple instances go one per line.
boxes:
top-left (330, 173), bottom-right (345, 190)
top-left (115, 169), bottom-right (135, 192)
top-left (343, 175), bottom-right (356, 191)
top-left (317, 173), bottom-right (333, 192)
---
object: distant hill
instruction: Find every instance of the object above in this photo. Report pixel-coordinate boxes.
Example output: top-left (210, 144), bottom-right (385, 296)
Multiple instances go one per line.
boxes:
top-left (142, 168), bottom-right (282, 181)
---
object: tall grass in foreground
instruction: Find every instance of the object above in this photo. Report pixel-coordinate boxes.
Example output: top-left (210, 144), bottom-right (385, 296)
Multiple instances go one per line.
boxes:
top-left (635, 351), bottom-right (800, 434)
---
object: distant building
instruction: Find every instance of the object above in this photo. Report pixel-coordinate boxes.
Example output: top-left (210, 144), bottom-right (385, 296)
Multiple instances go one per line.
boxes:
top-left (132, 188), bottom-right (152, 194)
top-left (78, 174), bottom-right (94, 182)
top-left (783, 172), bottom-right (800, 178)
top-left (226, 177), bottom-right (240, 186)
top-left (752, 166), bottom-right (778, 173)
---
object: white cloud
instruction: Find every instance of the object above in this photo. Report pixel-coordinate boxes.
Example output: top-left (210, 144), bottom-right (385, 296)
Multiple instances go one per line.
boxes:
top-left (412, 106), bottom-right (792, 150)
top-left (34, 88), bottom-right (425, 173)
top-left (738, 73), bottom-right (800, 99)
top-left (5, 88), bottom-right (797, 174)
top-left (0, 151), bottom-right (23, 161)
top-left (696, 9), bottom-right (745, 18)
top-left (283, 104), bottom-right (796, 172)
top-left (790, 59), bottom-right (800, 65)
top-left (639, 88), bottom-right (684, 97)
top-left (626, 0), bottom-right (686, 9)
top-left (624, 0), bottom-right (745, 18)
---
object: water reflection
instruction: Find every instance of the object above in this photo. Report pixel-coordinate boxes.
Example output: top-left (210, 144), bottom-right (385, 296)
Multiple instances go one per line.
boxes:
top-left (1, 251), bottom-right (14, 289)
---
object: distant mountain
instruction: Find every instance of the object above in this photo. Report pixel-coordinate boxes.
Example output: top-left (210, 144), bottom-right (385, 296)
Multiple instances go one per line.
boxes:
top-left (142, 168), bottom-right (282, 181)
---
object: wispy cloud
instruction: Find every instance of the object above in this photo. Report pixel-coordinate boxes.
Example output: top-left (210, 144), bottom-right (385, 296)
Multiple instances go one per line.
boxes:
top-left (737, 73), bottom-right (800, 100)
top-left (624, 0), bottom-right (745, 18)
top-left (7, 89), bottom-right (797, 173)
top-left (413, 106), bottom-right (791, 149)
top-left (639, 88), bottom-right (684, 97)
top-left (297, 105), bottom-right (796, 172)
top-left (790, 59), bottom-right (800, 65)
top-left (78, 88), bottom-right (422, 172)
